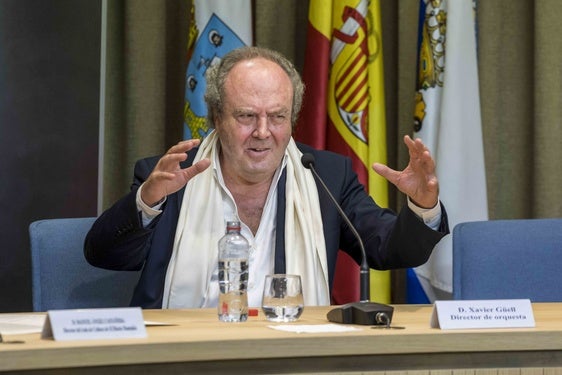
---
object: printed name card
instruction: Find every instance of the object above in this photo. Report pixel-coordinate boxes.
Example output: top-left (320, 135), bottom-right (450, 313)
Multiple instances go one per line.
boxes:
top-left (42, 307), bottom-right (147, 341)
top-left (430, 299), bottom-right (535, 330)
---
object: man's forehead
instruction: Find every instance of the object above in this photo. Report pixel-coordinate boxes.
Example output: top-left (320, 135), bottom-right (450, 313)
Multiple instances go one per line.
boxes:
top-left (227, 57), bottom-right (289, 81)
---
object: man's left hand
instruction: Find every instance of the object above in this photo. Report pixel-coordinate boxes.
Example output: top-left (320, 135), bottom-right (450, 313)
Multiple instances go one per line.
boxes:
top-left (372, 135), bottom-right (439, 209)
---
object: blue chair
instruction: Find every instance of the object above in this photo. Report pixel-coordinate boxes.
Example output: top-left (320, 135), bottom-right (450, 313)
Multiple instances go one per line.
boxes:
top-left (29, 217), bottom-right (140, 311)
top-left (453, 218), bottom-right (562, 302)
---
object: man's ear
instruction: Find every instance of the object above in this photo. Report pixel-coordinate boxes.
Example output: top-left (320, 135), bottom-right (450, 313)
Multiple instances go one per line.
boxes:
top-left (209, 109), bottom-right (222, 129)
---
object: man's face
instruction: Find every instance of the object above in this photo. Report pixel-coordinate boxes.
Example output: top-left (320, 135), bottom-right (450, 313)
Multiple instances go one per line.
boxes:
top-left (215, 57), bottom-right (293, 184)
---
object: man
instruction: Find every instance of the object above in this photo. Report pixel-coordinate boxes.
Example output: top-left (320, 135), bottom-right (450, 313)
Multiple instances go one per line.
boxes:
top-left (85, 46), bottom-right (448, 309)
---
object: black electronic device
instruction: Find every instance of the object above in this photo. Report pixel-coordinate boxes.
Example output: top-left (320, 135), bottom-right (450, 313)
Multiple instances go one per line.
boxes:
top-left (301, 153), bottom-right (394, 326)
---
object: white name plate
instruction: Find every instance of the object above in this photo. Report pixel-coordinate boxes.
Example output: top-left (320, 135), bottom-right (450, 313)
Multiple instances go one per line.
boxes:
top-left (430, 299), bottom-right (535, 330)
top-left (42, 307), bottom-right (147, 341)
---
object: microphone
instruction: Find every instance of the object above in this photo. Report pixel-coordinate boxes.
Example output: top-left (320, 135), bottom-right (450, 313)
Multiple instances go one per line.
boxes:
top-left (301, 153), bottom-right (394, 326)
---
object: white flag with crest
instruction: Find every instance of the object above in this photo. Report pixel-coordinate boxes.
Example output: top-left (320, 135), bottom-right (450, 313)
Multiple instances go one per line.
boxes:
top-left (412, 0), bottom-right (488, 301)
top-left (183, 0), bottom-right (253, 140)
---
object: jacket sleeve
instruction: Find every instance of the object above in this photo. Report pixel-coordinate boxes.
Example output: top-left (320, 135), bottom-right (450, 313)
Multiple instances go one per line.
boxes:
top-left (319, 150), bottom-right (449, 270)
top-left (84, 156), bottom-right (161, 271)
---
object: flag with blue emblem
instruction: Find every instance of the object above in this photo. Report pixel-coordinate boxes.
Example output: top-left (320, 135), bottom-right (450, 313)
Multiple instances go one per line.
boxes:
top-left (183, 0), bottom-right (253, 140)
top-left (409, 0), bottom-right (488, 303)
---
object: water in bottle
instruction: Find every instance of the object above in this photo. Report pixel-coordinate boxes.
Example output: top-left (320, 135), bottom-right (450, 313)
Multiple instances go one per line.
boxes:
top-left (218, 220), bottom-right (249, 322)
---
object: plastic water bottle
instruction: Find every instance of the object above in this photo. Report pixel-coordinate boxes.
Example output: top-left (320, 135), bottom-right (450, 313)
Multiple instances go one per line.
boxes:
top-left (217, 220), bottom-right (249, 322)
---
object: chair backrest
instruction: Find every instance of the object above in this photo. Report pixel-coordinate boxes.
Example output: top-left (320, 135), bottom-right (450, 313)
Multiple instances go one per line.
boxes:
top-left (453, 218), bottom-right (562, 302)
top-left (29, 217), bottom-right (140, 311)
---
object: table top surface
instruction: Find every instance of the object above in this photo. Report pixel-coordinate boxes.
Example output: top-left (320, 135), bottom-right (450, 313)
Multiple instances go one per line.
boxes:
top-left (1, 303), bottom-right (562, 371)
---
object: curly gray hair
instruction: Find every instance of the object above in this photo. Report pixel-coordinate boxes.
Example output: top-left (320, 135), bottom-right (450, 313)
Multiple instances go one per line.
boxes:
top-left (204, 46), bottom-right (305, 130)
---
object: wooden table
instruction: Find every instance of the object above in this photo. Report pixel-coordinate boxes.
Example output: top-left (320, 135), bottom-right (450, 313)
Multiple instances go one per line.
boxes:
top-left (1, 303), bottom-right (562, 374)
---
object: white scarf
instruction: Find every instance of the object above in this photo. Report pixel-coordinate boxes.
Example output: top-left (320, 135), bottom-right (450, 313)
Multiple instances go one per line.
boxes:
top-left (162, 131), bottom-right (330, 308)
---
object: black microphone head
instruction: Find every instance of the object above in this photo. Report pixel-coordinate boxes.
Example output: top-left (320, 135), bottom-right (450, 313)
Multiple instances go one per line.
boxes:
top-left (301, 153), bottom-right (315, 169)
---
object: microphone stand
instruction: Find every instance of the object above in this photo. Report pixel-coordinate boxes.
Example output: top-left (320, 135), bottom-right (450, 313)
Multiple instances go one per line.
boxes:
top-left (302, 154), bottom-right (394, 326)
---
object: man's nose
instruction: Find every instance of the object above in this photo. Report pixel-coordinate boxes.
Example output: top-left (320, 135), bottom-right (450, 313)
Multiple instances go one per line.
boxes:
top-left (253, 116), bottom-right (271, 138)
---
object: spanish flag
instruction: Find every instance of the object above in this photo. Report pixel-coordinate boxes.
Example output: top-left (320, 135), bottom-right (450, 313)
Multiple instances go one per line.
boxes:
top-left (296, 0), bottom-right (390, 304)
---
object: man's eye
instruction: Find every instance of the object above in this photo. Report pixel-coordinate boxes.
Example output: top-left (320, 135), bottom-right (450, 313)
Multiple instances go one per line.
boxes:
top-left (269, 114), bottom-right (287, 125)
top-left (237, 113), bottom-right (255, 124)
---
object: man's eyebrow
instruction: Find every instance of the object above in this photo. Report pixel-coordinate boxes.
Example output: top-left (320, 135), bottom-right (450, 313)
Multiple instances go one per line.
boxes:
top-left (269, 109), bottom-right (290, 114)
top-left (231, 108), bottom-right (254, 115)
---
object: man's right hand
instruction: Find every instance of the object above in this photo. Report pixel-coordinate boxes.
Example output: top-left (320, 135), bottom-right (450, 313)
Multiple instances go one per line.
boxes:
top-left (140, 139), bottom-right (211, 207)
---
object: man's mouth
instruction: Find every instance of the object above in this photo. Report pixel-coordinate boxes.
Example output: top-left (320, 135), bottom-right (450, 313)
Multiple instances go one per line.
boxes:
top-left (248, 147), bottom-right (269, 153)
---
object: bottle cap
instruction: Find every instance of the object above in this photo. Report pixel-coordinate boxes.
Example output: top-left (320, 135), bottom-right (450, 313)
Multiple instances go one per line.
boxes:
top-left (226, 220), bottom-right (241, 230)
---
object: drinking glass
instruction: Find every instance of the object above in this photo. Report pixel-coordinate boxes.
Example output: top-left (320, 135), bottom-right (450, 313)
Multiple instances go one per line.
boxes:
top-left (262, 274), bottom-right (304, 322)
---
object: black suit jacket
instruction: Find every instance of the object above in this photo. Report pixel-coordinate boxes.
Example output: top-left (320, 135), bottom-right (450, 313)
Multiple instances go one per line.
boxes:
top-left (85, 143), bottom-right (449, 308)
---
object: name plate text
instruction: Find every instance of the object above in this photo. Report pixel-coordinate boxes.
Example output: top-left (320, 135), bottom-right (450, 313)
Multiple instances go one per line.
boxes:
top-left (42, 307), bottom-right (147, 341)
top-left (430, 299), bottom-right (535, 330)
